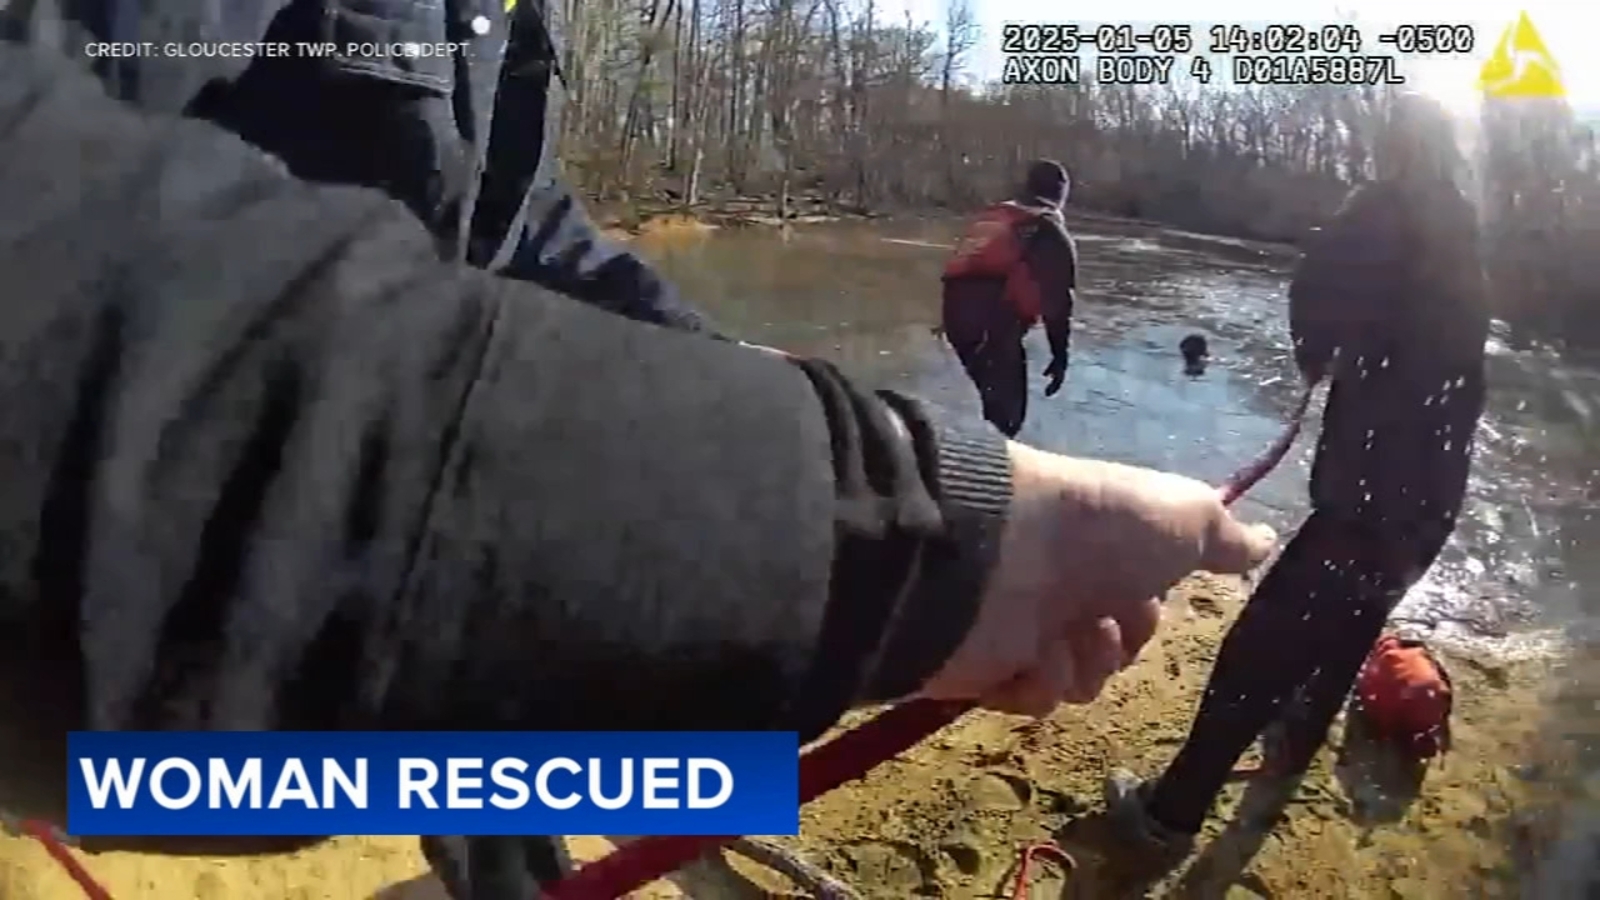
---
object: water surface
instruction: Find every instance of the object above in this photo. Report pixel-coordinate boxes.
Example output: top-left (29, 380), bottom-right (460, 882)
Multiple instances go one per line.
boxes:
top-left (641, 216), bottom-right (1600, 658)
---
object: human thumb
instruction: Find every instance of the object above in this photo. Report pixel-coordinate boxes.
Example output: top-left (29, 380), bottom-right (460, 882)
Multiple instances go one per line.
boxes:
top-left (1199, 516), bottom-right (1278, 575)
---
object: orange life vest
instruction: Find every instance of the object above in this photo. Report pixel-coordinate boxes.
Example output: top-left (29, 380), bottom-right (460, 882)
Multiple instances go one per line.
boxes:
top-left (1355, 633), bottom-right (1454, 760)
top-left (942, 201), bottom-right (1051, 324)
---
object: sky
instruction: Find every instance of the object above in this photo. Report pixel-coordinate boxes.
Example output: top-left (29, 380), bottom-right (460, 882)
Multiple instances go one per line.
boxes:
top-left (891, 0), bottom-right (1597, 116)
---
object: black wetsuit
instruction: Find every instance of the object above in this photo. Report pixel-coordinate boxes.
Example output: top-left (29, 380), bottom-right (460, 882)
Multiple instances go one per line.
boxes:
top-left (942, 203), bottom-right (1078, 437)
top-left (1143, 178), bottom-right (1492, 835)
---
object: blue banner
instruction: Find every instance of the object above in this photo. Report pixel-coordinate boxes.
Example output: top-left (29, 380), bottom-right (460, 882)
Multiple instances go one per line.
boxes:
top-left (68, 731), bottom-right (799, 836)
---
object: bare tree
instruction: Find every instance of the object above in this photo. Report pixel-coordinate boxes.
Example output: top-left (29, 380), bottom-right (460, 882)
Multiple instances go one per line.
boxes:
top-left (928, 0), bottom-right (975, 201)
top-left (547, 0), bottom-right (1600, 347)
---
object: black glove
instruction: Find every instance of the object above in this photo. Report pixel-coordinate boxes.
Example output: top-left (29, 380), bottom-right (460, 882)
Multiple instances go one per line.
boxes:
top-left (1043, 355), bottom-right (1068, 397)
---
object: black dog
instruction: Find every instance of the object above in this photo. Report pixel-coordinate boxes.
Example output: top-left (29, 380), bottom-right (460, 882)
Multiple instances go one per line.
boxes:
top-left (1180, 333), bottom-right (1209, 375)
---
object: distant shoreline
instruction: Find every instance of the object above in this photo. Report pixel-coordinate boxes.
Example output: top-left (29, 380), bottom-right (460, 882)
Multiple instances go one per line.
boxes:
top-left (596, 197), bottom-right (1304, 268)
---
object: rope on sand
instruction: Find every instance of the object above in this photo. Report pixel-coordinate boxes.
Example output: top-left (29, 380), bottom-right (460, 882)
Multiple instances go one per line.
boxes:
top-left (725, 837), bottom-right (859, 899)
top-left (0, 809), bottom-right (113, 900)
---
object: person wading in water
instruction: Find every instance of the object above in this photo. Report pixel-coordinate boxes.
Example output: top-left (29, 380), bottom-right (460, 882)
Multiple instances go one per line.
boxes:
top-left (941, 159), bottom-right (1080, 437)
top-left (1104, 92), bottom-right (1492, 864)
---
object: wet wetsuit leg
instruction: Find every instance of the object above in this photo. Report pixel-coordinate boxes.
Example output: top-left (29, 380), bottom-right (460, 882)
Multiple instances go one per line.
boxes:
top-left (1143, 356), bottom-right (1483, 834)
top-left (1268, 596), bottom-right (1394, 775)
top-left (1140, 513), bottom-right (1375, 833)
top-left (942, 282), bottom-right (1028, 437)
top-left (1144, 507), bottom-right (1458, 834)
top-left (1271, 515), bottom-right (1457, 774)
top-left (977, 328), bottom-right (1027, 438)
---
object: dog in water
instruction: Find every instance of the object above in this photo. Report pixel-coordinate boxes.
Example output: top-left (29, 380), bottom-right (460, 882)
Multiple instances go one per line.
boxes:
top-left (1180, 333), bottom-right (1209, 376)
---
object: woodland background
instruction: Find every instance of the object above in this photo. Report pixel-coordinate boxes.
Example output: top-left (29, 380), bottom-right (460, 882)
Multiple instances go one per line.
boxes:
top-left (552, 0), bottom-right (1600, 348)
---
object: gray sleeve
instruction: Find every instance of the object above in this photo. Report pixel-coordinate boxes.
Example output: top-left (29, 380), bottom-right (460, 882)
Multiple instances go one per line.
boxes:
top-left (0, 41), bottom-right (1009, 745)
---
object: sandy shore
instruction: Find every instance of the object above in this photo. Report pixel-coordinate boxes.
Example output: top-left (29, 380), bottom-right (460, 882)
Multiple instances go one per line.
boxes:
top-left (2, 574), bottom-right (1580, 899)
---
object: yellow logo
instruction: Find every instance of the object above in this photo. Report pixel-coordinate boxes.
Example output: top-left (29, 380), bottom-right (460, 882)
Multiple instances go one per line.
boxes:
top-left (1478, 12), bottom-right (1565, 99)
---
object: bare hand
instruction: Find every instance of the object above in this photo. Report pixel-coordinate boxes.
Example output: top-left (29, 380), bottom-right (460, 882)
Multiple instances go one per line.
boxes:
top-left (917, 442), bottom-right (1278, 716)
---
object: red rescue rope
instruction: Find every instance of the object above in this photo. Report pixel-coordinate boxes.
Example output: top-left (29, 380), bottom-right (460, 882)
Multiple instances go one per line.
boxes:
top-left (547, 386), bottom-right (1316, 899)
top-left (1008, 842), bottom-right (1077, 900)
top-left (25, 388), bottom-right (1314, 900)
top-left (0, 813), bottom-right (113, 900)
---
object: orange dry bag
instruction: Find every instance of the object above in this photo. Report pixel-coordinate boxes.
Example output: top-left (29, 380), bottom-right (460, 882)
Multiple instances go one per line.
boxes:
top-left (1355, 633), bottom-right (1454, 760)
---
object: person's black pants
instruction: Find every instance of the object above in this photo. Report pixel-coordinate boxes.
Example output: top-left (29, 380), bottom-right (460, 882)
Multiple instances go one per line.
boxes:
top-left (1142, 357), bottom-right (1482, 836)
top-left (942, 282), bottom-right (1028, 437)
top-left (1144, 510), bottom-right (1452, 835)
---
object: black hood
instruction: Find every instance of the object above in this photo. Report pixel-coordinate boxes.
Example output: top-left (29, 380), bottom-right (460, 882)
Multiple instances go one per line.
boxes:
top-left (1018, 159), bottom-right (1070, 208)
